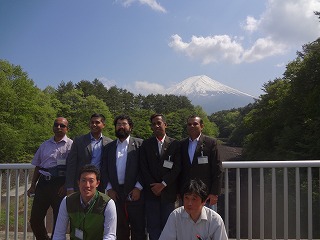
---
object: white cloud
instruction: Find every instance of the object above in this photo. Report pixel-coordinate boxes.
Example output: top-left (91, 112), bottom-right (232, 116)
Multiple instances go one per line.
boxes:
top-left (243, 0), bottom-right (320, 44)
top-left (169, 34), bottom-right (287, 64)
top-left (125, 81), bottom-right (166, 95)
top-left (169, 34), bottom-right (244, 64)
top-left (241, 16), bottom-right (260, 33)
top-left (97, 77), bottom-right (116, 89)
top-left (169, 0), bottom-right (320, 64)
top-left (242, 37), bottom-right (287, 62)
top-left (116, 0), bottom-right (166, 13)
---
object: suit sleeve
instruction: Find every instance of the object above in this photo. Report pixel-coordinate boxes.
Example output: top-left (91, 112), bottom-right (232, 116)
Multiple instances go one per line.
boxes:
top-left (139, 141), bottom-right (157, 187)
top-left (100, 145), bottom-right (108, 192)
top-left (66, 137), bottom-right (79, 190)
top-left (209, 138), bottom-right (223, 195)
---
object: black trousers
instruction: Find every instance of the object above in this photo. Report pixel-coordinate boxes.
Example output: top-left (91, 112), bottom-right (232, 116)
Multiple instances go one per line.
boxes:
top-left (30, 175), bottom-right (65, 240)
top-left (115, 186), bottom-right (146, 240)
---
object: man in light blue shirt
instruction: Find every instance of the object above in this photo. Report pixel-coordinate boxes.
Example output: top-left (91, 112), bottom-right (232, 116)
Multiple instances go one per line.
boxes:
top-left (66, 113), bottom-right (112, 195)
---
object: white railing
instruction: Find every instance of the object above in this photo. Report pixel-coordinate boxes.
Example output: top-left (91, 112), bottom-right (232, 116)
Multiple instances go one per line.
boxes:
top-left (223, 160), bottom-right (320, 240)
top-left (1, 161), bottom-right (320, 240)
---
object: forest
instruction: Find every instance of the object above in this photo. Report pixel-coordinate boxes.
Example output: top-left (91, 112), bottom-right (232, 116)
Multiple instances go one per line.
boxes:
top-left (0, 36), bottom-right (320, 163)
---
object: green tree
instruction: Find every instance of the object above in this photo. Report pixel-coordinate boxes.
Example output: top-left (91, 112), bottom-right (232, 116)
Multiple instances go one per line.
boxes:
top-left (0, 60), bottom-right (57, 162)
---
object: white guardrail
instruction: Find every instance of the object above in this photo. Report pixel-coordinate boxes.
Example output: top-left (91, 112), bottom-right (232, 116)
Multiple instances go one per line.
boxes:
top-left (1, 161), bottom-right (320, 240)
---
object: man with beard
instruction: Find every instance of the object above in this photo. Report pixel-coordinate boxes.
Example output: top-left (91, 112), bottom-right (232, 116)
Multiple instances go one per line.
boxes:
top-left (101, 115), bottom-right (146, 240)
top-left (66, 113), bottom-right (113, 195)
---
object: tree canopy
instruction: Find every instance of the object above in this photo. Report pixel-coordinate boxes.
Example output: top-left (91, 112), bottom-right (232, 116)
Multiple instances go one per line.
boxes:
top-left (0, 59), bottom-right (219, 163)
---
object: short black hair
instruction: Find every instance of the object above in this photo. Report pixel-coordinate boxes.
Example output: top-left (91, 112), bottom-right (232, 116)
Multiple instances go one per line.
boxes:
top-left (182, 179), bottom-right (208, 202)
top-left (150, 113), bottom-right (166, 123)
top-left (90, 113), bottom-right (106, 124)
top-left (78, 164), bottom-right (101, 181)
top-left (187, 115), bottom-right (203, 125)
top-left (113, 114), bottom-right (134, 128)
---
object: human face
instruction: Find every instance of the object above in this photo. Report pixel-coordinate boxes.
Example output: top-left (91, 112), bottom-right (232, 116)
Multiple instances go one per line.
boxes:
top-left (183, 193), bottom-right (206, 222)
top-left (187, 117), bottom-right (203, 140)
top-left (115, 119), bottom-right (131, 140)
top-left (78, 172), bottom-right (100, 204)
top-left (89, 117), bottom-right (105, 135)
top-left (151, 116), bottom-right (167, 138)
top-left (53, 118), bottom-right (68, 138)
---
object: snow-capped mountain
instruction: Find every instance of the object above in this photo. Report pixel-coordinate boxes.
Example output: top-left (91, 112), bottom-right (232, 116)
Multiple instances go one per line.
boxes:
top-left (167, 75), bottom-right (256, 114)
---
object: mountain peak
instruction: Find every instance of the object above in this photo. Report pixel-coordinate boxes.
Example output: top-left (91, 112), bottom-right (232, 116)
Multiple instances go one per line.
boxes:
top-left (167, 75), bottom-right (255, 98)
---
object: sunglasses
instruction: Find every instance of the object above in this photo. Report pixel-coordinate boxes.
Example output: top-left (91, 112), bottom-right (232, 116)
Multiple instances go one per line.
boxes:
top-left (54, 123), bottom-right (67, 128)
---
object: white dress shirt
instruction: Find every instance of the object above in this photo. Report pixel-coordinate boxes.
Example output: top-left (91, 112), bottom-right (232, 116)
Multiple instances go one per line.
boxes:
top-left (159, 206), bottom-right (228, 240)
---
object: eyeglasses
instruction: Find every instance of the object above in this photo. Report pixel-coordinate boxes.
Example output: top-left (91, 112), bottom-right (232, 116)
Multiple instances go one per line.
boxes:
top-left (54, 123), bottom-right (67, 128)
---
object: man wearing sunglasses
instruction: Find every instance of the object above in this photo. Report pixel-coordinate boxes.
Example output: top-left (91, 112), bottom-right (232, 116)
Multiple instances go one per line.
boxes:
top-left (27, 117), bottom-right (73, 240)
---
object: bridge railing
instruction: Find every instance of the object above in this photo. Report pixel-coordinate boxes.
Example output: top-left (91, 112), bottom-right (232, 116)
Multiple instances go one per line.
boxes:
top-left (1, 161), bottom-right (320, 240)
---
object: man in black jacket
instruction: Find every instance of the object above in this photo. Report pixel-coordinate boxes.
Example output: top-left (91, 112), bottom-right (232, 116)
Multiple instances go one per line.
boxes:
top-left (101, 114), bottom-right (145, 240)
top-left (140, 113), bottom-right (181, 240)
top-left (179, 115), bottom-right (223, 209)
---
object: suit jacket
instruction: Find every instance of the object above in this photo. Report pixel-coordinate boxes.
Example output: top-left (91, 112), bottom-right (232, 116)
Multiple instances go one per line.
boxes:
top-left (65, 133), bottom-right (112, 191)
top-left (100, 136), bottom-right (143, 200)
top-left (179, 134), bottom-right (223, 195)
top-left (140, 135), bottom-right (181, 203)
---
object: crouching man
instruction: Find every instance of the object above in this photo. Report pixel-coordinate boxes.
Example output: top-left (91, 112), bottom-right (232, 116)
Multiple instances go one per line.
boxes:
top-left (53, 164), bottom-right (117, 240)
top-left (159, 179), bottom-right (228, 240)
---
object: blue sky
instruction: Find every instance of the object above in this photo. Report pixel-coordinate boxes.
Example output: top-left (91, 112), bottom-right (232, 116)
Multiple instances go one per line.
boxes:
top-left (1, 0), bottom-right (319, 97)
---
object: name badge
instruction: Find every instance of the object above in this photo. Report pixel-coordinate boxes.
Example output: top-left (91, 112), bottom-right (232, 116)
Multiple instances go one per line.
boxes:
top-left (163, 160), bottom-right (173, 169)
top-left (75, 228), bottom-right (84, 239)
top-left (57, 158), bottom-right (66, 165)
top-left (198, 156), bottom-right (208, 164)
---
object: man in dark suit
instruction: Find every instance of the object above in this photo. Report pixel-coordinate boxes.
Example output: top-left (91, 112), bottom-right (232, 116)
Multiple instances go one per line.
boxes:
top-left (65, 113), bottom-right (112, 195)
top-left (179, 115), bottom-right (223, 210)
top-left (140, 113), bottom-right (181, 240)
top-left (101, 114), bottom-right (146, 240)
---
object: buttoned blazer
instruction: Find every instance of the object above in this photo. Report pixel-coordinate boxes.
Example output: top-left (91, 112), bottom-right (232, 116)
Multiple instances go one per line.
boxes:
top-left (65, 133), bottom-right (112, 191)
top-left (140, 136), bottom-right (181, 203)
top-left (179, 134), bottom-right (223, 195)
top-left (100, 137), bottom-right (143, 198)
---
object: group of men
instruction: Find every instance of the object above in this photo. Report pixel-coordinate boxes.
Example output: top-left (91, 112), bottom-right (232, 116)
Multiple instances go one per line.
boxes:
top-left (27, 113), bottom-right (228, 240)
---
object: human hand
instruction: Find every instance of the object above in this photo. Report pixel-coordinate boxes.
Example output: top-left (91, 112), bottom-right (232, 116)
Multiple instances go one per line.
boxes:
top-left (150, 183), bottom-right (165, 196)
top-left (107, 189), bottom-right (119, 202)
top-left (129, 188), bottom-right (141, 201)
top-left (208, 194), bottom-right (218, 205)
top-left (27, 185), bottom-right (35, 197)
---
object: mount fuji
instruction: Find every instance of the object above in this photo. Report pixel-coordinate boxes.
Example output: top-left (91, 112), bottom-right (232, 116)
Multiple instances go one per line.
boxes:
top-left (167, 75), bottom-right (257, 114)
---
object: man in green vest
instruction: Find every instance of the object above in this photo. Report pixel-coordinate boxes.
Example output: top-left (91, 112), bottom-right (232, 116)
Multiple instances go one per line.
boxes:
top-left (52, 164), bottom-right (117, 240)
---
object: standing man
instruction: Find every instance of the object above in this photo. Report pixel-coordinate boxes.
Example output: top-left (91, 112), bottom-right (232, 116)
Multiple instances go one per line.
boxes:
top-left (101, 115), bottom-right (146, 240)
top-left (140, 113), bottom-right (181, 240)
top-left (159, 179), bottom-right (228, 240)
top-left (66, 113), bottom-right (112, 195)
top-left (180, 115), bottom-right (223, 210)
top-left (27, 117), bottom-right (73, 240)
top-left (53, 164), bottom-right (117, 240)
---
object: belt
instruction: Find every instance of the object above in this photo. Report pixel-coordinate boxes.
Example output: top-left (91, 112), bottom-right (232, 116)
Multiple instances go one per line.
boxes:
top-left (40, 174), bottom-right (65, 181)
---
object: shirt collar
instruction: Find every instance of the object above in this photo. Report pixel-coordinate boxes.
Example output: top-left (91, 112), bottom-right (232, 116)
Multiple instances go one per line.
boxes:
top-left (117, 135), bottom-right (130, 145)
top-left (156, 135), bottom-right (166, 143)
top-left (189, 133), bottom-right (201, 142)
top-left (90, 133), bottom-right (103, 141)
top-left (182, 206), bottom-right (208, 223)
top-left (50, 135), bottom-right (68, 143)
top-left (80, 191), bottom-right (98, 208)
